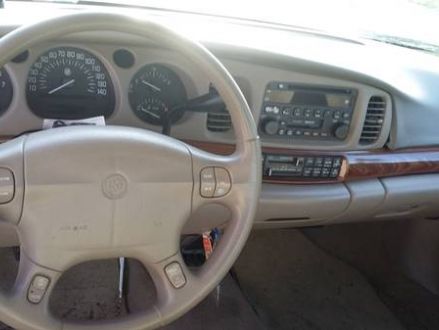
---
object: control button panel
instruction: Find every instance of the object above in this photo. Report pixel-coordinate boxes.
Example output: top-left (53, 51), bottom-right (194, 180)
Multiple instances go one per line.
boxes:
top-left (27, 275), bottom-right (50, 304)
top-left (263, 154), bottom-right (344, 180)
top-left (200, 167), bottom-right (231, 198)
top-left (0, 168), bottom-right (14, 204)
top-left (164, 262), bottom-right (186, 289)
top-left (260, 82), bottom-right (357, 142)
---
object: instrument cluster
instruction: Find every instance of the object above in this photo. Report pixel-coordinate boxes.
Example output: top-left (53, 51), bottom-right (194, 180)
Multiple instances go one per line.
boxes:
top-left (1, 45), bottom-right (190, 126)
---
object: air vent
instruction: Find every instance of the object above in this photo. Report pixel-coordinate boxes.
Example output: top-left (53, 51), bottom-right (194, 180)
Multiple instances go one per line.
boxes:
top-left (207, 110), bottom-right (232, 132)
top-left (360, 96), bottom-right (386, 144)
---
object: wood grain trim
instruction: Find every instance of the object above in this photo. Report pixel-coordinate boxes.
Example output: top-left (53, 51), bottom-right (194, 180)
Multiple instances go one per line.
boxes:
top-left (346, 149), bottom-right (439, 180)
top-left (184, 139), bottom-right (439, 183)
top-left (2, 135), bottom-right (439, 183)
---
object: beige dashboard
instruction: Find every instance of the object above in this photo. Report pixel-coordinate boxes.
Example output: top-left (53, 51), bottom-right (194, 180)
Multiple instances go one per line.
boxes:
top-left (0, 35), bottom-right (392, 152)
top-left (1, 27), bottom-right (439, 238)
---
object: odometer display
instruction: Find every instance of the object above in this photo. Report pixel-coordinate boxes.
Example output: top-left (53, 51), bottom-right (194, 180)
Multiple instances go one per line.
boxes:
top-left (26, 46), bottom-right (115, 119)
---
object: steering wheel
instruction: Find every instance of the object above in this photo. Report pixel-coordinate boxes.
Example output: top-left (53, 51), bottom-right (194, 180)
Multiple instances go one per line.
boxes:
top-left (0, 13), bottom-right (261, 330)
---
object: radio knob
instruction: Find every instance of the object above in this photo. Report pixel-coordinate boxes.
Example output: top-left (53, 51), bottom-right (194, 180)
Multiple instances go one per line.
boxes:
top-left (334, 124), bottom-right (349, 140)
top-left (262, 119), bottom-right (280, 135)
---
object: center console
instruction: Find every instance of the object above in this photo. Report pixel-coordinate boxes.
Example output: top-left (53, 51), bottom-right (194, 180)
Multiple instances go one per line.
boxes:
top-left (259, 82), bottom-right (355, 182)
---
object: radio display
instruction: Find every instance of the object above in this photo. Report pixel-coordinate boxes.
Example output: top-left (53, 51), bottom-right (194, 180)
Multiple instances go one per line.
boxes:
top-left (264, 88), bottom-right (354, 109)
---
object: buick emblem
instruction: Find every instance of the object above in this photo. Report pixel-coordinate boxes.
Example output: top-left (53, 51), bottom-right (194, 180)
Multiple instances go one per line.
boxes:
top-left (102, 174), bottom-right (128, 200)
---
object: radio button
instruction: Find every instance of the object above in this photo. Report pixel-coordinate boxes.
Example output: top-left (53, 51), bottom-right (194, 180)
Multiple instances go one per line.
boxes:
top-left (324, 110), bottom-right (333, 118)
top-left (333, 110), bottom-right (341, 120)
top-left (291, 119), bottom-right (305, 126)
top-left (304, 119), bottom-right (322, 128)
top-left (282, 108), bottom-right (292, 116)
top-left (304, 108), bottom-right (313, 117)
top-left (262, 119), bottom-right (280, 135)
top-left (334, 124), bottom-right (349, 140)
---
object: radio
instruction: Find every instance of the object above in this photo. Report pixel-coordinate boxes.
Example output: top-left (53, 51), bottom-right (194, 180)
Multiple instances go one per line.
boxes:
top-left (259, 82), bottom-right (357, 141)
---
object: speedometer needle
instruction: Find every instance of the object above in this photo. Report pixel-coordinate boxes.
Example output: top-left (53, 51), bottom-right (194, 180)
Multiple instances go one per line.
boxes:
top-left (48, 79), bottom-right (75, 95)
top-left (141, 80), bottom-right (161, 92)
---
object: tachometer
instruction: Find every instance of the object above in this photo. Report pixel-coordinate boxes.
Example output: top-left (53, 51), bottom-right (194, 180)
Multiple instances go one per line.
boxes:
top-left (128, 64), bottom-right (187, 125)
top-left (0, 68), bottom-right (13, 115)
top-left (26, 46), bottom-right (115, 119)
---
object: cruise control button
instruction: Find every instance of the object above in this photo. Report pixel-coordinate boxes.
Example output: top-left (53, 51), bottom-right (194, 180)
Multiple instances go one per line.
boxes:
top-left (0, 168), bottom-right (14, 204)
top-left (164, 262), bottom-right (186, 289)
top-left (214, 168), bottom-right (231, 197)
top-left (200, 167), bottom-right (216, 198)
top-left (27, 275), bottom-right (50, 304)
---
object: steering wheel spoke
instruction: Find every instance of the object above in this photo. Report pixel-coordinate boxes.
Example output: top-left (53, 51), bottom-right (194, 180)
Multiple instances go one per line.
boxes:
top-left (188, 142), bottom-right (261, 216)
top-left (0, 136), bottom-right (25, 225)
top-left (138, 251), bottom-right (204, 324)
top-left (0, 252), bottom-right (63, 330)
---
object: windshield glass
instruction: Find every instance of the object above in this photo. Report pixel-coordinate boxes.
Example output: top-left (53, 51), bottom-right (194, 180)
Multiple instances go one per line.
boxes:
top-left (8, 0), bottom-right (439, 52)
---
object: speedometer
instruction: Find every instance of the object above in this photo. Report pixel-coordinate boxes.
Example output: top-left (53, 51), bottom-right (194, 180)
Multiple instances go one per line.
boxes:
top-left (26, 46), bottom-right (115, 119)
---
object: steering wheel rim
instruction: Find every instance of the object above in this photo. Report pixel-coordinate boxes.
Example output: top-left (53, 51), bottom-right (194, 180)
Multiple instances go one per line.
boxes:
top-left (0, 12), bottom-right (261, 330)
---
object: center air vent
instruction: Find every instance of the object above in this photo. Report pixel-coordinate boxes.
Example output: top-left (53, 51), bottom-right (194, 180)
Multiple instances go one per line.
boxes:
top-left (207, 110), bottom-right (232, 132)
top-left (360, 96), bottom-right (386, 144)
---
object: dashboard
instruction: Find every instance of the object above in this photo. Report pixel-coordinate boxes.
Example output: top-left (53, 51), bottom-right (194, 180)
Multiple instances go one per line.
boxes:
top-left (1, 2), bottom-right (439, 234)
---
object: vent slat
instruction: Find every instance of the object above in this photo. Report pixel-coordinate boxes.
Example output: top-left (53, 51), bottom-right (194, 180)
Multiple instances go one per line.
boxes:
top-left (207, 110), bottom-right (232, 132)
top-left (360, 96), bottom-right (386, 145)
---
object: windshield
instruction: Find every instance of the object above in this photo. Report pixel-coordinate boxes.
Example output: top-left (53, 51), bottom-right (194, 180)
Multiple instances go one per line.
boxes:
top-left (7, 0), bottom-right (439, 52)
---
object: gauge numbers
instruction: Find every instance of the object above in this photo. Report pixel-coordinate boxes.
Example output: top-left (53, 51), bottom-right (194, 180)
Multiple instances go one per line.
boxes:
top-left (26, 46), bottom-right (115, 119)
